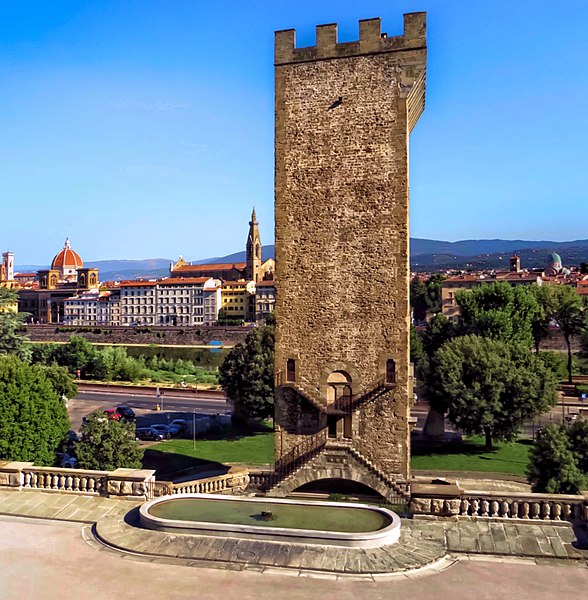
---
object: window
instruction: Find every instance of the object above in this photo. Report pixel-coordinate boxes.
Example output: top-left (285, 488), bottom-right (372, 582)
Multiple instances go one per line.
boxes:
top-left (386, 359), bottom-right (396, 384)
top-left (286, 359), bottom-right (296, 383)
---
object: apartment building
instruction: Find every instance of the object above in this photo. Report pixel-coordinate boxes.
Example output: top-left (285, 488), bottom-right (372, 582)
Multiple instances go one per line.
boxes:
top-left (255, 280), bottom-right (275, 322)
top-left (119, 277), bottom-right (221, 326)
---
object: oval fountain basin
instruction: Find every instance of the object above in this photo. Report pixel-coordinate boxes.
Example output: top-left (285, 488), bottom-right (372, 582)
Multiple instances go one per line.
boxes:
top-left (139, 493), bottom-right (401, 548)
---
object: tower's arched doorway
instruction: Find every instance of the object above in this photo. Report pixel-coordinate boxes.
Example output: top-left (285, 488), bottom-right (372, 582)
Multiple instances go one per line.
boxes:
top-left (326, 371), bottom-right (352, 440)
top-left (295, 478), bottom-right (386, 501)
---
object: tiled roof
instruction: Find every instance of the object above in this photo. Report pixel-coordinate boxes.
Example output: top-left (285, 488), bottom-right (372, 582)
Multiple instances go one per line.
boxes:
top-left (173, 263), bottom-right (246, 272)
top-left (118, 281), bottom-right (158, 287)
top-left (159, 277), bottom-right (210, 285)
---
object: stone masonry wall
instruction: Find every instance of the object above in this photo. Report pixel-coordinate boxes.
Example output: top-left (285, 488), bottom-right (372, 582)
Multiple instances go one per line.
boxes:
top-left (274, 14), bottom-right (427, 480)
top-left (24, 324), bottom-right (248, 347)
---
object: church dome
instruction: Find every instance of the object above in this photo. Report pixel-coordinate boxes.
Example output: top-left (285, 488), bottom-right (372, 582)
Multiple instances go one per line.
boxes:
top-left (547, 252), bottom-right (562, 265)
top-left (51, 239), bottom-right (83, 271)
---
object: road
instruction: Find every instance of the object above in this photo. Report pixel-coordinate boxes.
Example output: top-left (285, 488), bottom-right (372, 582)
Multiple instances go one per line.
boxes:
top-left (70, 391), bottom-right (577, 437)
top-left (69, 389), bottom-right (230, 430)
top-left (75, 390), bottom-right (229, 414)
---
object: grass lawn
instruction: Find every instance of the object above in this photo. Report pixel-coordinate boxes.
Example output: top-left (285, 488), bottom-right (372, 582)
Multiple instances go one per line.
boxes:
top-left (411, 436), bottom-right (532, 476)
top-left (143, 422), bottom-right (275, 479)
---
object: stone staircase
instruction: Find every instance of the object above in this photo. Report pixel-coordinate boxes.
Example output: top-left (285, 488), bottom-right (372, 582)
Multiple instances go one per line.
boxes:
top-left (266, 437), bottom-right (409, 502)
top-left (346, 446), bottom-right (409, 499)
top-left (284, 377), bottom-right (393, 415)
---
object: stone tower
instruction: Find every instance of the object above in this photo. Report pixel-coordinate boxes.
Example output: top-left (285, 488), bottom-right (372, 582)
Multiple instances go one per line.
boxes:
top-left (245, 207), bottom-right (262, 283)
top-left (272, 13), bottom-right (427, 499)
top-left (1, 252), bottom-right (14, 282)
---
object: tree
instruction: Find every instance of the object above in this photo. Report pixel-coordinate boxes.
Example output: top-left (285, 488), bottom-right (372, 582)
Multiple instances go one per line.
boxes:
top-left (219, 326), bottom-right (274, 424)
top-left (550, 286), bottom-right (585, 383)
top-left (425, 274), bottom-right (445, 315)
top-left (455, 282), bottom-right (539, 348)
top-left (421, 313), bottom-right (456, 358)
top-left (410, 275), bottom-right (445, 322)
top-left (529, 285), bottom-right (555, 354)
top-left (0, 355), bottom-right (70, 465)
top-left (566, 418), bottom-right (588, 474)
top-left (39, 364), bottom-right (78, 400)
top-left (410, 277), bottom-right (429, 323)
top-left (75, 412), bottom-right (143, 470)
top-left (526, 423), bottom-right (588, 494)
top-left (410, 325), bottom-right (427, 380)
top-left (429, 335), bottom-right (557, 450)
top-left (0, 287), bottom-right (31, 361)
top-left (53, 335), bottom-right (97, 375)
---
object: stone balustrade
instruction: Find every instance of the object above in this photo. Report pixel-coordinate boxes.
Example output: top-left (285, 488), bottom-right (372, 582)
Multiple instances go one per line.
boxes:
top-left (0, 461), bottom-right (155, 498)
top-left (246, 469), bottom-right (274, 491)
top-left (170, 467), bottom-right (249, 496)
top-left (410, 482), bottom-right (588, 523)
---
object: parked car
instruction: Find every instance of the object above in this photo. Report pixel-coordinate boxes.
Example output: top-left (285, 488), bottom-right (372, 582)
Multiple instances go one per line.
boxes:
top-left (150, 424), bottom-right (174, 439)
top-left (56, 453), bottom-right (78, 468)
top-left (169, 419), bottom-right (187, 434)
top-left (103, 409), bottom-right (121, 421)
top-left (135, 427), bottom-right (166, 442)
top-left (116, 405), bottom-right (136, 422)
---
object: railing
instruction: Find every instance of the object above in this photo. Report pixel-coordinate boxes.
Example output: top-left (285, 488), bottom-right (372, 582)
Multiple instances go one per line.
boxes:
top-left (22, 467), bottom-right (107, 495)
top-left (334, 377), bottom-right (392, 415)
top-left (265, 429), bottom-right (329, 490)
top-left (410, 486), bottom-right (588, 523)
top-left (0, 461), bottom-right (156, 498)
top-left (282, 384), bottom-right (328, 413)
top-left (346, 447), bottom-right (410, 499)
top-left (282, 377), bottom-right (393, 416)
top-left (170, 469), bottom-right (249, 496)
top-left (247, 470), bottom-right (274, 491)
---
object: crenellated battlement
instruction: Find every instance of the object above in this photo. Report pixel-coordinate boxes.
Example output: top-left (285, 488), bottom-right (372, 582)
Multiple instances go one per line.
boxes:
top-left (275, 12), bottom-right (425, 65)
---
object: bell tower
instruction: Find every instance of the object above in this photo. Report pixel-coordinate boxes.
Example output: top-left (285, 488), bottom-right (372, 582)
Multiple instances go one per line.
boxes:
top-left (245, 207), bottom-right (262, 283)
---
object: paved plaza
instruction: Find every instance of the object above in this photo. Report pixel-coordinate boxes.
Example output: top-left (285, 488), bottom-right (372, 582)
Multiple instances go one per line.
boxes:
top-left (1, 516), bottom-right (587, 600)
top-left (0, 487), bottom-right (585, 600)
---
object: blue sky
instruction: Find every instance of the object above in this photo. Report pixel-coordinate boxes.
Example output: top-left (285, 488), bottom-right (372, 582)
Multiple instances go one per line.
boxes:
top-left (1, 1), bottom-right (587, 264)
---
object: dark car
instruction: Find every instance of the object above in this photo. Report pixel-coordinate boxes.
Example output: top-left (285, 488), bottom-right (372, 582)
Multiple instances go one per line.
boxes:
top-left (136, 427), bottom-right (166, 442)
top-left (56, 453), bottom-right (78, 468)
top-left (150, 423), bottom-right (185, 438)
top-left (116, 405), bottom-right (136, 422)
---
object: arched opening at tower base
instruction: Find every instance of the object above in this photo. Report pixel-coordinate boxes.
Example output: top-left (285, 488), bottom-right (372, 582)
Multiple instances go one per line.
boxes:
top-left (294, 478), bottom-right (386, 502)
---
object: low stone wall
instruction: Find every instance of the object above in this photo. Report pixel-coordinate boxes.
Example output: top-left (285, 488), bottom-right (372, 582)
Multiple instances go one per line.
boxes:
top-left (159, 467), bottom-right (250, 496)
top-left (24, 324), bottom-right (248, 346)
top-left (410, 482), bottom-right (588, 524)
top-left (0, 461), bottom-right (155, 499)
top-left (247, 469), bottom-right (274, 492)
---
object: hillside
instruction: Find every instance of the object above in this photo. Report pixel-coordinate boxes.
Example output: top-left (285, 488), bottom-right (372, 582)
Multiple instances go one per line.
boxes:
top-left (16, 238), bottom-right (588, 280)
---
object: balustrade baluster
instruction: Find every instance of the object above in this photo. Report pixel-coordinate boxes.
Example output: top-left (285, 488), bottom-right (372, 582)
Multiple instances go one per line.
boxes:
top-left (552, 503), bottom-right (562, 521)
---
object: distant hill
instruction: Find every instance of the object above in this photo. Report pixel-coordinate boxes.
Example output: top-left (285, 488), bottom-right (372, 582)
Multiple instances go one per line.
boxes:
top-left (16, 239), bottom-right (588, 280)
top-left (410, 238), bottom-right (588, 257)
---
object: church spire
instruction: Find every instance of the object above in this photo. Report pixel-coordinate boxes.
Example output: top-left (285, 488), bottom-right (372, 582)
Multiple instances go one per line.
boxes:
top-left (246, 207), bottom-right (262, 282)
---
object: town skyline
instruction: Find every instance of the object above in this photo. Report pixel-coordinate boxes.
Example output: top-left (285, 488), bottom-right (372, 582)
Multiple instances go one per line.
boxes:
top-left (8, 237), bottom-right (588, 268)
top-left (2, 0), bottom-right (587, 263)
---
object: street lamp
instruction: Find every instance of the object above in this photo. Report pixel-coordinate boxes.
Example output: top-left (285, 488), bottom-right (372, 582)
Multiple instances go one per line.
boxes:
top-left (193, 410), bottom-right (196, 451)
